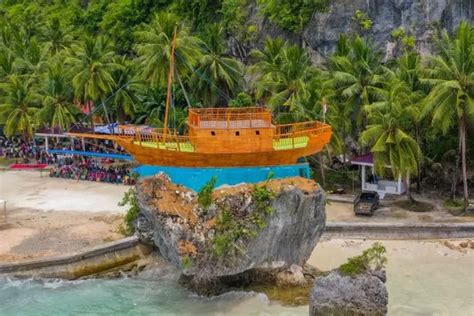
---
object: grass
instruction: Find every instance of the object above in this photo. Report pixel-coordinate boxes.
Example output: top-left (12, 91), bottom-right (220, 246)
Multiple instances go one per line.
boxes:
top-left (393, 200), bottom-right (435, 212)
top-left (443, 199), bottom-right (464, 210)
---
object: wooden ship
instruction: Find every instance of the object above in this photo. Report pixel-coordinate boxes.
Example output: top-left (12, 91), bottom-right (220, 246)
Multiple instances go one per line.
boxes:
top-left (69, 107), bottom-right (331, 167)
top-left (67, 31), bottom-right (332, 168)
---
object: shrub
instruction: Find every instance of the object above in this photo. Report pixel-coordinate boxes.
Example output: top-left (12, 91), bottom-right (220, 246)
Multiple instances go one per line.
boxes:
top-left (118, 188), bottom-right (140, 236)
top-left (181, 255), bottom-right (193, 269)
top-left (339, 242), bottom-right (387, 277)
top-left (258, 0), bottom-right (330, 33)
top-left (198, 176), bottom-right (217, 208)
top-left (353, 10), bottom-right (373, 31)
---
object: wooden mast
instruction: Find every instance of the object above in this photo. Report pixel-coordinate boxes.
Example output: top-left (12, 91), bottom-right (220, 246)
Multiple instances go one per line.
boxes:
top-left (163, 27), bottom-right (178, 139)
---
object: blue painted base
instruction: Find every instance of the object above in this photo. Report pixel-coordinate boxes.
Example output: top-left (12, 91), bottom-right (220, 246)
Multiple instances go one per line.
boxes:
top-left (133, 163), bottom-right (311, 192)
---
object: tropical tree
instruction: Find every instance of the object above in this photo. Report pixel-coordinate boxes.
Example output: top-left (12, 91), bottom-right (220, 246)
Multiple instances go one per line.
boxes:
top-left (329, 35), bottom-right (384, 133)
top-left (191, 24), bottom-right (243, 106)
top-left (0, 75), bottom-right (39, 139)
top-left (420, 21), bottom-right (474, 210)
top-left (66, 36), bottom-right (122, 125)
top-left (135, 12), bottom-right (203, 106)
top-left (42, 17), bottom-right (74, 56)
top-left (0, 48), bottom-right (16, 80)
top-left (36, 62), bottom-right (79, 132)
top-left (251, 40), bottom-right (314, 111)
top-left (361, 81), bottom-right (422, 201)
top-left (108, 56), bottom-right (141, 123)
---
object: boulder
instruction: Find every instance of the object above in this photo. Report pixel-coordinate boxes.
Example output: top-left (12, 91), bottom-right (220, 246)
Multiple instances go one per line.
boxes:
top-left (309, 269), bottom-right (388, 316)
top-left (135, 174), bottom-right (326, 290)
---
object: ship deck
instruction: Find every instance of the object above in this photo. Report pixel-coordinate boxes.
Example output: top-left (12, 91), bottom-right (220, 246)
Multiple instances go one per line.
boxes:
top-left (132, 135), bottom-right (309, 152)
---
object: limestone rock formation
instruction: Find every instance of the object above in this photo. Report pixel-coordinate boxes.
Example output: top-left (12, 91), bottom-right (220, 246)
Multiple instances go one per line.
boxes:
top-left (229, 0), bottom-right (473, 62)
top-left (309, 269), bottom-right (389, 316)
top-left (135, 174), bottom-right (326, 289)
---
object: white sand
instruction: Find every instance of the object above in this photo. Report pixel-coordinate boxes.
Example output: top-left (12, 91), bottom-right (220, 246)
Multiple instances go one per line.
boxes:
top-left (0, 170), bottom-right (128, 213)
top-left (309, 239), bottom-right (474, 315)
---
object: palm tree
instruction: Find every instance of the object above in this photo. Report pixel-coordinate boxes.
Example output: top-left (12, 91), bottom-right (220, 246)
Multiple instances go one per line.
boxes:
top-left (361, 81), bottom-right (422, 201)
top-left (135, 12), bottom-right (203, 106)
top-left (0, 48), bottom-right (16, 80)
top-left (0, 75), bottom-right (39, 139)
top-left (420, 21), bottom-right (473, 210)
top-left (251, 40), bottom-right (314, 111)
top-left (329, 36), bottom-right (384, 133)
top-left (36, 62), bottom-right (80, 132)
top-left (108, 56), bottom-right (141, 123)
top-left (192, 24), bottom-right (243, 106)
top-left (42, 17), bottom-right (74, 56)
top-left (66, 36), bottom-right (122, 126)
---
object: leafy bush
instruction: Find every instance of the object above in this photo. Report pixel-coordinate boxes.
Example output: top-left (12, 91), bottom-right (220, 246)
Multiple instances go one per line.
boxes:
top-left (181, 255), bottom-right (193, 269)
top-left (198, 176), bottom-right (217, 208)
top-left (258, 0), bottom-right (330, 33)
top-left (118, 188), bottom-right (140, 236)
top-left (229, 92), bottom-right (253, 107)
top-left (352, 10), bottom-right (373, 31)
top-left (339, 242), bottom-right (387, 277)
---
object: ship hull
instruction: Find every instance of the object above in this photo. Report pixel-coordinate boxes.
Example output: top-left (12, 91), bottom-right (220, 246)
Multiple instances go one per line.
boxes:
top-left (114, 133), bottom-right (330, 167)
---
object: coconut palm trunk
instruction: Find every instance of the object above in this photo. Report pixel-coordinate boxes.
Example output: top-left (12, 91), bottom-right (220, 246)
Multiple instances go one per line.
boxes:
top-left (460, 113), bottom-right (469, 210)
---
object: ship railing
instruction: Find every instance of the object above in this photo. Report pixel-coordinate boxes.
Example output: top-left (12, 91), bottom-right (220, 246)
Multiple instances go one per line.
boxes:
top-left (131, 130), bottom-right (194, 152)
top-left (118, 125), bottom-right (178, 136)
top-left (188, 110), bottom-right (272, 128)
top-left (273, 121), bottom-right (331, 149)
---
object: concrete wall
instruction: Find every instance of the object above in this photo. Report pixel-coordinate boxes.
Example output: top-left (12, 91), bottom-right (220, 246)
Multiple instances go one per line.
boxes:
top-left (0, 236), bottom-right (153, 279)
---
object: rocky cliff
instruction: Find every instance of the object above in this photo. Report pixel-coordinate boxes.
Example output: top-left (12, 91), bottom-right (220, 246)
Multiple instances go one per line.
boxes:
top-left (230, 0), bottom-right (473, 62)
top-left (135, 174), bottom-right (326, 290)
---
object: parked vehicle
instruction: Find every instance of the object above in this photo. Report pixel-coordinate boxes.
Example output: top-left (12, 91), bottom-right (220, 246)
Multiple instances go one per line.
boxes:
top-left (354, 191), bottom-right (380, 216)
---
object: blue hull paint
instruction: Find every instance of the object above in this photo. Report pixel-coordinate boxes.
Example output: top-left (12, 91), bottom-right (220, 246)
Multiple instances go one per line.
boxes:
top-left (133, 163), bottom-right (310, 191)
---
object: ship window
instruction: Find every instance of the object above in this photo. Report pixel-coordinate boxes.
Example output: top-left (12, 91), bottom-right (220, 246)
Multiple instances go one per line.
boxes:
top-left (211, 131), bottom-right (216, 136)
top-left (256, 130), bottom-right (260, 135)
top-left (235, 131), bottom-right (240, 136)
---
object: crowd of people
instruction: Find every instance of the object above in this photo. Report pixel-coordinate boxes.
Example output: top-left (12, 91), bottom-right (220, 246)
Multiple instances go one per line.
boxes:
top-left (49, 157), bottom-right (136, 185)
top-left (48, 138), bottom-right (128, 155)
top-left (1, 136), bottom-right (134, 185)
top-left (0, 137), bottom-right (48, 162)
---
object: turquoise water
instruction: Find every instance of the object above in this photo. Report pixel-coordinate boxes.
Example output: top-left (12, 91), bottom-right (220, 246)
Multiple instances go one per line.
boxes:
top-left (0, 267), bottom-right (305, 316)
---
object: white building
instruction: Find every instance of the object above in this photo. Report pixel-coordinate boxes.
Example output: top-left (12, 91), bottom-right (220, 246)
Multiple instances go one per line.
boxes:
top-left (351, 153), bottom-right (406, 199)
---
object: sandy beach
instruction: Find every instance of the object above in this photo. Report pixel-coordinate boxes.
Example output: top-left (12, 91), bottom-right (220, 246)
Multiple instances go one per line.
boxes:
top-left (309, 239), bottom-right (474, 315)
top-left (1, 170), bottom-right (128, 213)
top-left (0, 170), bottom-right (128, 262)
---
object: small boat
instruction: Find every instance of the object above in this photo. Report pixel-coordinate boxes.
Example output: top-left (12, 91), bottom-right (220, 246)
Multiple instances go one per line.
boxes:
top-left (67, 31), bottom-right (332, 168)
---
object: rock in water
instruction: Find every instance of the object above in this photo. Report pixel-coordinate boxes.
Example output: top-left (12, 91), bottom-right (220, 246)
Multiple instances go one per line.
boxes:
top-left (135, 174), bottom-right (326, 290)
top-left (309, 269), bottom-right (388, 316)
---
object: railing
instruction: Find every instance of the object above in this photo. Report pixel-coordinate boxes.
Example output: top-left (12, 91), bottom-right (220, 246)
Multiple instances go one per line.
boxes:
top-left (132, 130), bottom-right (194, 152)
top-left (188, 107), bottom-right (272, 128)
top-left (273, 121), bottom-right (332, 150)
